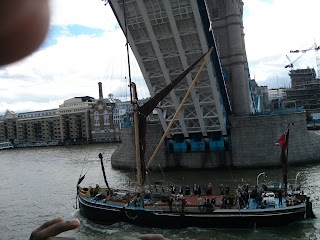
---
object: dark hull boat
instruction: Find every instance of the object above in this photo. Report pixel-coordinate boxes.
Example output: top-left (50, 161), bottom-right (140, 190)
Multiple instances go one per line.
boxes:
top-left (78, 187), bottom-right (311, 228)
top-left (76, 2), bottom-right (315, 228)
top-left (76, 48), bottom-right (315, 229)
top-left (77, 119), bottom-right (315, 229)
top-left (76, 50), bottom-right (315, 230)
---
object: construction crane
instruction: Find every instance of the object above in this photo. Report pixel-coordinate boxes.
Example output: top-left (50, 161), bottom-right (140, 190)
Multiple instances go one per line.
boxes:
top-left (289, 41), bottom-right (320, 77)
top-left (285, 54), bottom-right (306, 69)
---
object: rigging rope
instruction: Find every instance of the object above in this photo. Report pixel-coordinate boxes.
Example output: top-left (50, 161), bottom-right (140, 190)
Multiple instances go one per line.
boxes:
top-left (158, 164), bottom-right (167, 182)
top-left (224, 151), bottom-right (235, 183)
top-left (223, 151), bottom-right (243, 215)
top-left (82, 159), bottom-right (95, 177)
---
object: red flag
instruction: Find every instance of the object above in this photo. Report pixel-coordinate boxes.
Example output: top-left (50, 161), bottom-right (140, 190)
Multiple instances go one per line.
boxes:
top-left (278, 129), bottom-right (289, 150)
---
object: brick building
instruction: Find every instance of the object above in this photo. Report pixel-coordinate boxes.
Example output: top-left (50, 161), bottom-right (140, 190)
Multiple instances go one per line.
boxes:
top-left (0, 83), bottom-right (128, 146)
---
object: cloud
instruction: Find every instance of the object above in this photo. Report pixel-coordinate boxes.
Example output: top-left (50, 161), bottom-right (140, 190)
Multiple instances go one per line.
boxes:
top-left (0, 1), bottom-right (148, 115)
top-left (3, 0), bottom-right (317, 115)
top-left (243, 0), bottom-right (320, 88)
top-left (49, 0), bottom-right (117, 30)
top-left (0, 100), bottom-right (64, 114)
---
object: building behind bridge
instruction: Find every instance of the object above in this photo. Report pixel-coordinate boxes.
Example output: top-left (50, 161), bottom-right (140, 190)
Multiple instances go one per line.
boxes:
top-left (267, 67), bottom-right (320, 115)
top-left (0, 83), bottom-right (152, 147)
top-left (285, 68), bottom-right (320, 114)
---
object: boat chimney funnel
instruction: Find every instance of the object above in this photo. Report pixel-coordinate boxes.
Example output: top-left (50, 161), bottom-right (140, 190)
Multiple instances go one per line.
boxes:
top-left (98, 82), bottom-right (103, 99)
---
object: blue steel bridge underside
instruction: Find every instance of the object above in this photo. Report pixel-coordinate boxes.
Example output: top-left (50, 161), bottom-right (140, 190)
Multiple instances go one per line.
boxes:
top-left (109, 0), bottom-right (232, 146)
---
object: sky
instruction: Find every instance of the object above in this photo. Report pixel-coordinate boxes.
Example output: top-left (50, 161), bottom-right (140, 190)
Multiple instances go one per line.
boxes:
top-left (1, 0), bottom-right (319, 115)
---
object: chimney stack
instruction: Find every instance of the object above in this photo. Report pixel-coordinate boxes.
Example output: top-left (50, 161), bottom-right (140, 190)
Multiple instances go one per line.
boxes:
top-left (98, 82), bottom-right (103, 99)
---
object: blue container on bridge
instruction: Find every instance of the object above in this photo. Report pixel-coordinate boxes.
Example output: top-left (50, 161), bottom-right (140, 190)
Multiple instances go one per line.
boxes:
top-left (191, 138), bottom-right (205, 152)
top-left (209, 137), bottom-right (224, 152)
top-left (172, 139), bottom-right (187, 153)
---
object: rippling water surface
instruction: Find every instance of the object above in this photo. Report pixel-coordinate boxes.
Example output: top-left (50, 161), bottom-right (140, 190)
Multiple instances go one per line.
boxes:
top-left (1, 143), bottom-right (320, 239)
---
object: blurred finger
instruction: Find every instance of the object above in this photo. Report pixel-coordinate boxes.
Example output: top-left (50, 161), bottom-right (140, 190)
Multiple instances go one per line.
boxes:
top-left (30, 217), bottom-right (64, 239)
top-left (34, 219), bottom-right (80, 240)
top-left (0, 0), bottom-right (50, 66)
top-left (140, 234), bottom-right (166, 240)
top-left (47, 238), bottom-right (77, 240)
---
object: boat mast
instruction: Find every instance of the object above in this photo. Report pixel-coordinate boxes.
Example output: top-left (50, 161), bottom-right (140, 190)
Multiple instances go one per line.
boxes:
top-left (131, 82), bottom-right (142, 191)
top-left (122, 0), bottom-right (142, 191)
top-left (123, 0), bottom-right (133, 104)
top-left (283, 131), bottom-right (289, 197)
top-left (278, 125), bottom-right (290, 197)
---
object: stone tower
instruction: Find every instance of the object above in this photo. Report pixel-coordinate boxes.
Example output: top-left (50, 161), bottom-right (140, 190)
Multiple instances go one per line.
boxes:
top-left (206, 0), bottom-right (252, 115)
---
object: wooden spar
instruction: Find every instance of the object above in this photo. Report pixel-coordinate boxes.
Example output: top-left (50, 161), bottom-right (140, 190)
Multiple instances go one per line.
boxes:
top-left (279, 124), bottom-right (290, 197)
top-left (98, 153), bottom-right (111, 191)
top-left (146, 48), bottom-right (213, 170)
top-left (284, 125), bottom-right (290, 197)
top-left (123, 0), bottom-right (133, 103)
top-left (132, 83), bottom-right (142, 190)
top-left (123, 0), bottom-right (141, 190)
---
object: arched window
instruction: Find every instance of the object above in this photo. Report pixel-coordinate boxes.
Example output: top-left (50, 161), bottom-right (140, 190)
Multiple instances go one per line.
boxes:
top-left (94, 111), bottom-right (100, 126)
top-left (104, 110), bottom-right (109, 125)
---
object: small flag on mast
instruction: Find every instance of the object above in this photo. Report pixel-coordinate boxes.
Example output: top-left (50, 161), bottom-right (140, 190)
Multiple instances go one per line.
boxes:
top-left (278, 128), bottom-right (289, 150)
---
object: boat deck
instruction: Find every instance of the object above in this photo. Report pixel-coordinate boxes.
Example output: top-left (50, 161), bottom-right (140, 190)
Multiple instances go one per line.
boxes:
top-left (80, 193), bottom-right (289, 212)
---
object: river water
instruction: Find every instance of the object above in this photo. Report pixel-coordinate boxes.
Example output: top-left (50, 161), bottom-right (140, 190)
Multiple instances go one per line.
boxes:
top-left (1, 143), bottom-right (320, 240)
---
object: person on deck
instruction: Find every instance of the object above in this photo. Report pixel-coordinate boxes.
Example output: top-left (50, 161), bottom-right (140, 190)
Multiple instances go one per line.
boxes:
top-left (208, 183), bottom-right (212, 195)
top-left (225, 186), bottom-right (230, 195)
top-left (171, 185), bottom-right (176, 194)
top-left (206, 183), bottom-right (212, 195)
top-left (211, 196), bottom-right (216, 207)
top-left (257, 194), bottom-right (263, 207)
top-left (92, 184), bottom-right (100, 197)
top-left (178, 186), bottom-right (183, 194)
top-left (243, 191), bottom-right (249, 208)
top-left (222, 196), bottom-right (227, 209)
top-left (203, 196), bottom-right (209, 211)
top-left (193, 184), bottom-right (198, 195)
top-left (278, 189), bottom-right (283, 205)
top-left (197, 185), bottom-right (201, 195)
top-left (175, 197), bottom-right (180, 211)
top-left (197, 195), bottom-right (203, 211)
top-left (185, 185), bottom-right (191, 195)
top-left (181, 197), bottom-right (186, 212)
top-left (251, 186), bottom-right (258, 201)
top-left (219, 184), bottom-right (225, 195)
top-left (262, 184), bottom-right (268, 192)
top-left (168, 197), bottom-right (173, 211)
top-left (206, 197), bottom-right (211, 211)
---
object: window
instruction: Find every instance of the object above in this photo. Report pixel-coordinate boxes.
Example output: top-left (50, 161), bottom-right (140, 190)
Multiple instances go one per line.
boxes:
top-left (94, 111), bottom-right (100, 126)
top-left (104, 110), bottom-right (110, 124)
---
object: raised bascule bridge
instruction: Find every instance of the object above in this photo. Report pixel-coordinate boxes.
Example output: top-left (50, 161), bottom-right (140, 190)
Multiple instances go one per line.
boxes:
top-left (109, 0), bottom-right (320, 169)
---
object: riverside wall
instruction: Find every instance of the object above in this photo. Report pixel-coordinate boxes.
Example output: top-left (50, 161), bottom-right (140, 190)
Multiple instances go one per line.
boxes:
top-left (231, 112), bottom-right (320, 167)
top-left (111, 112), bottom-right (320, 169)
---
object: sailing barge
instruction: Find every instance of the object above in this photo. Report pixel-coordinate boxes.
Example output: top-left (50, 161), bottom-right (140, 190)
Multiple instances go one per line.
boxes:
top-left (77, 48), bottom-right (315, 228)
top-left (78, 184), bottom-right (313, 228)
